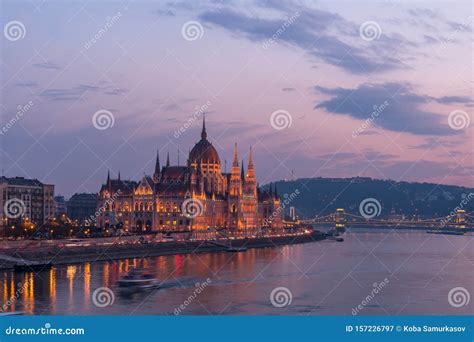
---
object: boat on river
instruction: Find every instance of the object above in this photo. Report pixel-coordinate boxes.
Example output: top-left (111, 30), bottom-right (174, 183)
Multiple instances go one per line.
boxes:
top-left (426, 229), bottom-right (465, 236)
top-left (118, 269), bottom-right (160, 289)
top-left (227, 246), bottom-right (248, 252)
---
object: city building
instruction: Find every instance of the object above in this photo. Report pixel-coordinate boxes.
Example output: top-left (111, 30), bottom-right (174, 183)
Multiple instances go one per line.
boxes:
top-left (67, 193), bottom-right (98, 223)
top-left (54, 195), bottom-right (67, 217)
top-left (0, 176), bottom-right (55, 233)
top-left (96, 118), bottom-right (282, 232)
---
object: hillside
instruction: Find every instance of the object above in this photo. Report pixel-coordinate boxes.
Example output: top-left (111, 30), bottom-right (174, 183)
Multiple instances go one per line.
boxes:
top-left (266, 177), bottom-right (474, 219)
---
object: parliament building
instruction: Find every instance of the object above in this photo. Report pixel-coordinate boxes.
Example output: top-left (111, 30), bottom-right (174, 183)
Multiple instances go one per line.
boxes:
top-left (96, 118), bottom-right (283, 232)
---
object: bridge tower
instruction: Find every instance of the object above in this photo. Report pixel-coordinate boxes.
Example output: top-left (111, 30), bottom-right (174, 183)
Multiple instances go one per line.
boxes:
top-left (456, 210), bottom-right (466, 229)
top-left (335, 208), bottom-right (346, 233)
top-left (289, 207), bottom-right (297, 221)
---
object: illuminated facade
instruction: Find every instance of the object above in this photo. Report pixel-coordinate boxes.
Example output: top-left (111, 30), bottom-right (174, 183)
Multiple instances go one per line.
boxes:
top-left (0, 176), bottom-right (55, 233)
top-left (96, 118), bottom-right (282, 232)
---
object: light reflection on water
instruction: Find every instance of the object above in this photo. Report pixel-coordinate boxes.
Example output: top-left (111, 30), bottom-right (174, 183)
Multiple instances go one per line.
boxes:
top-left (0, 229), bottom-right (472, 315)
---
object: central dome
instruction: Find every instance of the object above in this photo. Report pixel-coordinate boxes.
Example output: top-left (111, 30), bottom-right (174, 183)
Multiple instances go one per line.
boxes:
top-left (189, 117), bottom-right (221, 165)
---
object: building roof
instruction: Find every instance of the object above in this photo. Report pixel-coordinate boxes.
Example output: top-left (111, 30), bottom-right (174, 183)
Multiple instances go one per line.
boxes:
top-left (69, 193), bottom-right (98, 200)
top-left (189, 117), bottom-right (221, 165)
top-left (68, 193), bottom-right (98, 204)
top-left (161, 166), bottom-right (189, 181)
top-left (0, 176), bottom-right (43, 186)
top-left (0, 176), bottom-right (43, 187)
top-left (100, 179), bottom-right (137, 196)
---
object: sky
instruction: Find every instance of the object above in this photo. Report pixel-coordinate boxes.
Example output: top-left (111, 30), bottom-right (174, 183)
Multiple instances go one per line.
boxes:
top-left (0, 0), bottom-right (473, 197)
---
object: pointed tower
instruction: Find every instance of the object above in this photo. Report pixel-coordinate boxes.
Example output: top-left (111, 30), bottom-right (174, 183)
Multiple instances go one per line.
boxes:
top-left (153, 149), bottom-right (161, 183)
top-left (241, 160), bottom-right (245, 183)
top-left (118, 171), bottom-right (121, 181)
top-left (107, 170), bottom-right (111, 191)
top-left (228, 143), bottom-right (242, 229)
top-left (166, 151), bottom-right (170, 167)
top-left (229, 143), bottom-right (242, 197)
top-left (245, 147), bottom-right (257, 197)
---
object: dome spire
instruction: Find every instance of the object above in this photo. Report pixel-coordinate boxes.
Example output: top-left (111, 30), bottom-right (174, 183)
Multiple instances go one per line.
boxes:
top-left (201, 114), bottom-right (207, 140)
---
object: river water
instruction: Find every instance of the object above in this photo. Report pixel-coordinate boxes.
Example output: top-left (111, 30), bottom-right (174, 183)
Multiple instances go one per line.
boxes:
top-left (1, 229), bottom-right (472, 315)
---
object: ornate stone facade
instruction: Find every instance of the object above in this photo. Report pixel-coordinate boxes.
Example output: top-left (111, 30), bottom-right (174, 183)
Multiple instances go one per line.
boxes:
top-left (96, 118), bottom-right (282, 232)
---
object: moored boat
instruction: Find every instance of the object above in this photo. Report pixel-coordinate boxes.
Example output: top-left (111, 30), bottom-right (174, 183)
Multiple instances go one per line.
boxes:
top-left (426, 230), bottom-right (465, 236)
top-left (227, 246), bottom-right (247, 252)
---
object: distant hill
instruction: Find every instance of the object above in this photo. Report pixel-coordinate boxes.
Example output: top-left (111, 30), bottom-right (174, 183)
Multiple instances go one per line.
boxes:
top-left (266, 177), bottom-right (474, 219)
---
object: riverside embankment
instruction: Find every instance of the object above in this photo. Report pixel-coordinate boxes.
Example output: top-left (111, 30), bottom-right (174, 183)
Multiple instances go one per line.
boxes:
top-left (0, 231), bottom-right (326, 270)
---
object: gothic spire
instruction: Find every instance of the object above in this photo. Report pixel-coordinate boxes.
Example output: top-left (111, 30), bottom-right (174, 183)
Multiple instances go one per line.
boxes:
top-left (107, 170), bottom-right (111, 193)
top-left (246, 146), bottom-right (255, 181)
top-left (232, 143), bottom-right (239, 167)
top-left (241, 160), bottom-right (245, 182)
top-left (248, 146), bottom-right (253, 167)
top-left (166, 151), bottom-right (170, 167)
top-left (201, 114), bottom-right (207, 140)
top-left (154, 149), bottom-right (160, 174)
top-left (118, 171), bottom-right (121, 181)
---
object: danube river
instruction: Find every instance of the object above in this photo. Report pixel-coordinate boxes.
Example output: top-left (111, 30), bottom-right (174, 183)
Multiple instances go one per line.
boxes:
top-left (1, 229), bottom-right (472, 315)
